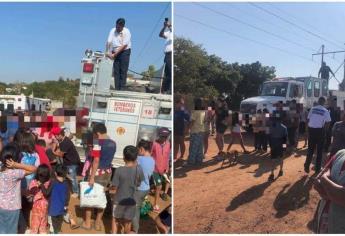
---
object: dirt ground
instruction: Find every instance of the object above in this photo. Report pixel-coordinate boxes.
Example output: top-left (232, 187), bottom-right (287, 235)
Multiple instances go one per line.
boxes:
top-left (174, 132), bottom-right (322, 234)
top-left (59, 182), bottom-right (171, 234)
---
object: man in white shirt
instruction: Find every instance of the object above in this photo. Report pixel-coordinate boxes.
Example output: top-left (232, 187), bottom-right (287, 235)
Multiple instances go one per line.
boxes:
top-left (106, 18), bottom-right (131, 90)
top-left (304, 96), bottom-right (331, 174)
top-left (159, 18), bottom-right (172, 94)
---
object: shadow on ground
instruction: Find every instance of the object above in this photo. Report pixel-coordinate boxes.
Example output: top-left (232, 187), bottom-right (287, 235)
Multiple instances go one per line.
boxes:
top-left (273, 175), bottom-right (313, 218)
top-left (226, 180), bottom-right (274, 212)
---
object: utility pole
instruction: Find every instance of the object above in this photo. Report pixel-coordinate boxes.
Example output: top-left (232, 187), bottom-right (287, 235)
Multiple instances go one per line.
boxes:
top-left (312, 44), bottom-right (345, 84)
top-left (312, 45), bottom-right (345, 65)
top-left (321, 44), bottom-right (324, 66)
top-left (342, 43), bottom-right (345, 83)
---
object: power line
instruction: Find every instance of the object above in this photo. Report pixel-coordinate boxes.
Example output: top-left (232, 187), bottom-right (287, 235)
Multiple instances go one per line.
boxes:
top-left (194, 2), bottom-right (316, 53)
top-left (228, 3), bottom-right (318, 46)
top-left (176, 13), bottom-right (317, 64)
top-left (267, 3), bottom-right (345, 47)
top-left (249, 2), bottom-right (345, 50)
top-left (264, 3), bottom-right (343, 64)
top-left (132, 3), bottom-right (170, 64)
top-left (226, 3), bottom-right (341, 64)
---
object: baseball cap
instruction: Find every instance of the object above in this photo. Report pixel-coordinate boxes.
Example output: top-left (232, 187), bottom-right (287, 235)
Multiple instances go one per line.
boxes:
top-left (158, 127), bottom-right (170, 137)
top-left (50, 127), bottom-right (62, 136)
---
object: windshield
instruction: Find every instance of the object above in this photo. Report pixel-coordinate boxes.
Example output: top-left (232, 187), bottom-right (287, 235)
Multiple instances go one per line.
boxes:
top-left (261, 82), bottom-right (288, 97)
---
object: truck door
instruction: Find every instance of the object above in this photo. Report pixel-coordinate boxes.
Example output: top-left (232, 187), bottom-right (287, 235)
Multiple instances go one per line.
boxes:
top-left (105, 98), bottom-right (142, 159)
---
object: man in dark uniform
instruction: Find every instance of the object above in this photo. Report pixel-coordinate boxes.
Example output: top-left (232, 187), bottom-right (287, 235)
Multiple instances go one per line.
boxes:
top-left (318, 62), bottom-right (335, 80)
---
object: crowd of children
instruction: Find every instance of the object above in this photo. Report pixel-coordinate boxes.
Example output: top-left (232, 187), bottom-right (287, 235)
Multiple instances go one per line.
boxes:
top-left (109, 127), bottom-right (171, 234)
top-left (0, 122), bottom-right (172, 234)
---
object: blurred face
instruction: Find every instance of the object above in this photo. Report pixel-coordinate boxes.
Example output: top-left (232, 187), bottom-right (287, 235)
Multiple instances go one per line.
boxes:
top-left (217, 100), bottom-right (223, 108)
top-left (158, 135), bottom-right (168, 143)
top-left (138, 147), bottom-right (145, 156)
top-left (175, 99), bottom-right (183, 110)
top-left (54, 134), bottom-right (63, 142)
top-left (116, 23), bottom-right (124, 33)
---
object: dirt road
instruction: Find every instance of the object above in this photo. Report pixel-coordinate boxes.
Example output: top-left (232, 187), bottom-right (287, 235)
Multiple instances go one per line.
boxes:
top-left (174, 132), bottom-right (321, 233)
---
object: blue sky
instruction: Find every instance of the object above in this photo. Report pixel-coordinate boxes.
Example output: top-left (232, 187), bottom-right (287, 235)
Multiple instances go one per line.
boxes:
top-left (174, 2), bottom-right (345, 90)
top-left (0, 2), bottom-right (171, 83)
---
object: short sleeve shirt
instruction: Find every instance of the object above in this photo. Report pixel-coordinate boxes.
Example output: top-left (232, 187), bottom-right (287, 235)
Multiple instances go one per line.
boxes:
top-left (308, 105), bottom-right (331, 128)
top-left (112, 165), bottom-right (144, 204)
top-left (48, 180), bottom-right (69, 216)
top-left (269, 122), bottom-right (288, 147)
top-left (107, 27), bottom-right (131, 52)
top-left (190, 110), bottom-right (206, 133)
top-left (35, 144), bottom-right (51, 169)
top-left (163, 30), bottom-right (172, 53)
top-left (137, 156), bottom-right (155, 191)
top-left (97, 139), bottom-right (116, 170)
top-left (0, 169), bottom-right (25, 210)
top-left (151, 141), bottom-right (170, 174)
top-left (21, 152), bottom-right (40, 189)
top-left (59, 137), bottom-right (80, 166)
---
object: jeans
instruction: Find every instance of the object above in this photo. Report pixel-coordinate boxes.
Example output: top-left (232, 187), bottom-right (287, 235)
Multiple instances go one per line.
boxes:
top-left (162, 51), bottom-right (171, 93)
top-left (113, 49), bottom-right (131, 90)
top-left (305, 128), bottom-right (324, 172)
top-left (132, 190), bottom-right (149, 233)
top-left (67, 165), bottom-right (79, 194)
top-left (0, 208), bottom-right (20, 234)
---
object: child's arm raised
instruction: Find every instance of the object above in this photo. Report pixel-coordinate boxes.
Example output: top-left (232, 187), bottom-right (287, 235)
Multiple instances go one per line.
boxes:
top-left (6, 159), bottom-right (37, 176)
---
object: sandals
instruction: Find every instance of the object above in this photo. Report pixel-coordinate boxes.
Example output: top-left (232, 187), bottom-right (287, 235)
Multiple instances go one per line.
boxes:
top-left (160, 192), bottom-right (168, 201)
top-left (94, 223), bottom-right (102, 232)
top-left (80, 224), bottom-right (92, 231)
top-left (79, 220), bottom-right (92, 231)
top-left (70, 224), bottom-right (80, 230)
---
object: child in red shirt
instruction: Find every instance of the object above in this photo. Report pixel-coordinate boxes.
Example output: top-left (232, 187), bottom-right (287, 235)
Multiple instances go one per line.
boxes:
top-left (151, 128), bottom-right (171, 212)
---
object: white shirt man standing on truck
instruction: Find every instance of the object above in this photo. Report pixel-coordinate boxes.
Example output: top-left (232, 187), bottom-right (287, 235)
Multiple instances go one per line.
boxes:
top-left (304, 96), bottom-right (331, 174)
top-left (106, 18), bottom-right (131, 91)
top-left (159, 18), bottom-right (172, 94)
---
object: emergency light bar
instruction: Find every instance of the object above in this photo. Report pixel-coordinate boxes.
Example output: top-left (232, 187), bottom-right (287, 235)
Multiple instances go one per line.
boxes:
top-left (83, 63), bottom-right (94, 73)
top-left (94, 51), bottom-right (104, 58)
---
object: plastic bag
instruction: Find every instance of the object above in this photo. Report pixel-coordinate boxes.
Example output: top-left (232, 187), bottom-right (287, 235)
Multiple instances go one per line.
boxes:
top-left (80, 182), bottom-right (107, 209)
top-left (140, 197), bottom-right (153, 218)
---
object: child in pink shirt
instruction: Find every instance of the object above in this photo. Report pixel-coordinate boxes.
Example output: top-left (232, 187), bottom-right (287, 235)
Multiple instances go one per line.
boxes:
top-left (29, 164), bottom-right (51, 234)
top-left (0, 144), bottom-right (37, 234)
top-left (151, 128), bottom-right (171, 212)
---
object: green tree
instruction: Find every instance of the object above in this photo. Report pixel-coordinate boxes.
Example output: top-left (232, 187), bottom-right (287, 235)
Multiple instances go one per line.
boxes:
top-left (141, 65), bottom-right (156, 81)
top-left (174, 37), bottom-right (217, 98)
top-left (174, 36), bottom-right (276, 109)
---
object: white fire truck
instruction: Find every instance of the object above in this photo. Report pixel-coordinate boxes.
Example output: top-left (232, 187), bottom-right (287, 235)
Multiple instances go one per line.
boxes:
top-left (240, 76), bottom-right (345, 127)
top-left (76, 50), bottom-right (171, 167)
